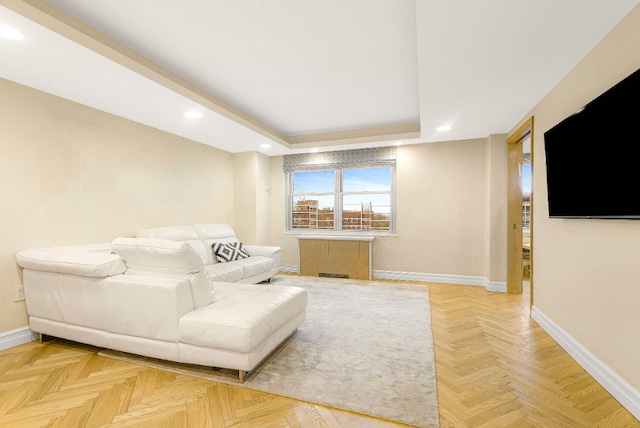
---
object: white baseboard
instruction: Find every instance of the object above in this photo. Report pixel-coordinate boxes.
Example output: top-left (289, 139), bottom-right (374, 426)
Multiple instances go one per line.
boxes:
top-left (531, 306), bottom-right (640, 421)
top-left (374, 269), bottom-right (506, 292)
top-left (484, 280), bottom-right (507, 293)
top-left (0, 327), bottom-right (38, 351)
top-left (279, 265), bottom-right (507, 292)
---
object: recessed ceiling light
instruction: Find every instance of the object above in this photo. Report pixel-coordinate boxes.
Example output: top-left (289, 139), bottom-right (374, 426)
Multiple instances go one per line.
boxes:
top-left (260, 144), bottom-right (271, 149)
top-left (394, 141), bottom-right (403, 146)
top-left (310, 148), bottom-right (319, 153)
top-left (0, 24), bottom-right (24, 41)
top-left (436, 125), bottom-right (452, 132)
top-left (184, 110), bottom-right (202, 119)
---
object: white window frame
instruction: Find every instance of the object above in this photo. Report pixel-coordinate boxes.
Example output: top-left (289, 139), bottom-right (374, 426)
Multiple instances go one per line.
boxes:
top-left (286, 166), bottom-right (396, 234)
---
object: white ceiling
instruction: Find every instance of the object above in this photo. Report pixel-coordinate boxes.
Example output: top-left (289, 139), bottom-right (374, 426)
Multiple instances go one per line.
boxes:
top-left (0, 0), bottom-right (638, 156)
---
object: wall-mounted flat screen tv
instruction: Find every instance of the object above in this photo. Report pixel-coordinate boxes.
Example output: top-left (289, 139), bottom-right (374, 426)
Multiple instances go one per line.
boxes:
top-left (543, 66), bottom-right (640, 219)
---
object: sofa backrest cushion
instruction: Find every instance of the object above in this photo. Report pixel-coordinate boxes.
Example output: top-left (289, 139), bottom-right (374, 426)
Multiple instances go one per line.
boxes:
top-left (192, 223), bottom-right (239, 264)
top-left (16, 249), bottom-right (127, 278)
top-left (111, 237), bottom-right (204, 274)
top-left (135, 225), bottom-right (209, 264)
top-left (111, 237), bottom-right (215, 307)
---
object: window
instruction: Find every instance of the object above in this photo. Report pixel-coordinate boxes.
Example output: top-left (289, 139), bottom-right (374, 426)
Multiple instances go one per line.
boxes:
top-left (284, 147), bottom-right (397, 233)
top-left (288, 166), bottom-right (395, 233)
top-left (292, 170), bottom-right (336, 230)
top-left (342, 167), bottom-right (392, 231)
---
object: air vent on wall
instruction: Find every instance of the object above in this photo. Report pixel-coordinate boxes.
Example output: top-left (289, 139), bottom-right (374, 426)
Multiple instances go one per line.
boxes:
top-left (318, 273), bottom-right (349, 279)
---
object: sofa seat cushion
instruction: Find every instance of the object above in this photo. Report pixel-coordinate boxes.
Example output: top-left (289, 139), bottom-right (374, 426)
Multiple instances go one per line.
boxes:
top-left (178, 283), bottom-right (307, 353)
top-left (204, 264), bottom-right (244, 283)
top-left (227, 256), bottom-right (274, 278)
top-left (204, 257), bottom-right (273, 281)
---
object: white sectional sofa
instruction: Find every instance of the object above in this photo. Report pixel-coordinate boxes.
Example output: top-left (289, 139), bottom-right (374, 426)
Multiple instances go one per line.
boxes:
top-left (16, 224), bottom-right (306, 381)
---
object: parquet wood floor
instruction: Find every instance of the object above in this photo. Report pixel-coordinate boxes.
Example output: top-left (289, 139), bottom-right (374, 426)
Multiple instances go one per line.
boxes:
top-left (0, 279), bottom-right (638, 427)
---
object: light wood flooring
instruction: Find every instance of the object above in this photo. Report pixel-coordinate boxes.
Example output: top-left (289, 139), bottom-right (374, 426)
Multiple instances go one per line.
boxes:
top-left (1, 278), bottom-right (638, 427)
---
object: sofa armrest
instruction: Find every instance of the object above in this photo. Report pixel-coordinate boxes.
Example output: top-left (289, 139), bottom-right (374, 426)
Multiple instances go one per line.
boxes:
top-left (243, 245), bottom-right (281, 271)
top-left (243, 245), bottom-right (281, 258)
top-left (16, 248), bottom-right (127, 278)
top-left (103, 273), bottom-right (195, 341)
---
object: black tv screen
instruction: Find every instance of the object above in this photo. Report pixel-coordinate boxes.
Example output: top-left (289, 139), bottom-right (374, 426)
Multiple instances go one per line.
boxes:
top-left (544, 67), bottom-right (640, 219)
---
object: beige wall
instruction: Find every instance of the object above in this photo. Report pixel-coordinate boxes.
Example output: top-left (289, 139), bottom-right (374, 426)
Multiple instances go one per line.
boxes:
top-left (484, 134), bottom-right (508, 282)
top-left (269, 156), bottom-right (298, 264)
top-left (270, 137), bottom-right (507, 283)
top-left (516, 5), bottom-right (640, 390)
top-left (232, 151), bottom-right (272, 245)
top-left (378, 140), bottom-right (489, 276)
top-left (233, 152), bottom-right (258, 243)
top-left (255, 152), bottom-right (272, 245)
top-left (0, 78), bottom-right (234, 334)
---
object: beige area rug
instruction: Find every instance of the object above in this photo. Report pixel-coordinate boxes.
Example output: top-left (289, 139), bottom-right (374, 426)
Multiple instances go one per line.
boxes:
top-left (99, 275), bottom-right (440, 428)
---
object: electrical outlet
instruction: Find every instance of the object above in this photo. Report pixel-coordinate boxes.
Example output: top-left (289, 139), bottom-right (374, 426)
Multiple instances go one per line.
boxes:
top-left (13, 285), bottom-right (24, 302)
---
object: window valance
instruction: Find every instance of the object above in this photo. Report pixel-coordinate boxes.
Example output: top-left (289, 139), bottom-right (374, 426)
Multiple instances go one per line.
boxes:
top-left (283, 146), bottom-right (397, 173)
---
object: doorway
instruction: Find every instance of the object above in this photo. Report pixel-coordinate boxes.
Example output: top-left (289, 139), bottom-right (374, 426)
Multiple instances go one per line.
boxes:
top-left (507, 117), bottom-right (533, 301)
